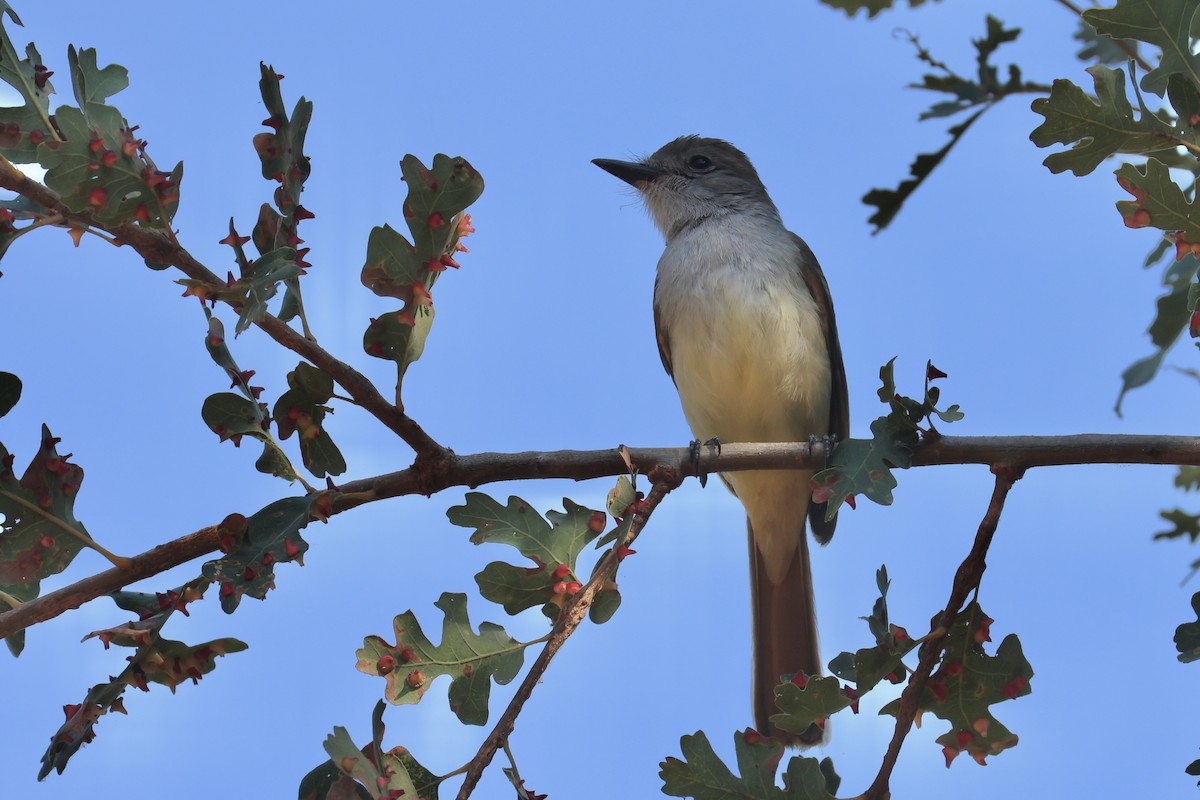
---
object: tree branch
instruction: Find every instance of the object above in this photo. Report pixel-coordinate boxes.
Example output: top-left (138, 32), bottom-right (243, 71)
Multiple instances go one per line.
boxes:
top-left (862, 464), bottom-right (1022, 800)
top-left (454, 467), bottom-right (682, 800)
top-left (0, 156), bottom-right (445, 459)
top-left (2, 433), bottom-right (1198, 642)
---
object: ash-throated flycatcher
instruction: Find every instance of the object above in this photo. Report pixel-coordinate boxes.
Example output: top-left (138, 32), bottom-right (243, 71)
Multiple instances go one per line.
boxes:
top-left (593, 136), bottom-right (848, 746)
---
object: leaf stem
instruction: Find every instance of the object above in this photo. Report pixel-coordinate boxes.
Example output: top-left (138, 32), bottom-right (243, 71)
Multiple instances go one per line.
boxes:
top-left (0, 487), bottom-right (130, 569)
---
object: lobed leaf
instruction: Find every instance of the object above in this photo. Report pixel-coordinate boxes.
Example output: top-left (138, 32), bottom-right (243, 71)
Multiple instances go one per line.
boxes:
top-left (0, 370), bottom-right (20, 418)
top-left (1084, 0), bottom-right (1200, 97)
top-left (1175, 591), bottom-right (1200, 662)
top-left (0, 9), bottom-right (57, 163)
top-left (356, 592), bottom-right (524, 726)
top-left (827, 565), bottom-right (917, 692)
top-left (449, 493), bottom-right (608, 619)
top-left (1030, 66), bottom-right (1184, 176)
top-left (772, 676), bottom-right (854, 737)
top-left (273, 362), bottom-right (346, 478)
top-left (880, 602), bottom-right (1033, 766)
top-left (660, 730), bottom-right (843, 799)
top-left (815, 0), bottom-right (937, 18)
top-left (42, 577), bottom-right (244, 777)
top-left (201, 496), bottom-right (316, 612)
top-left (0, 425), bottom-right (94, 608)
top-left (360, 155), bottom-right (482, 405)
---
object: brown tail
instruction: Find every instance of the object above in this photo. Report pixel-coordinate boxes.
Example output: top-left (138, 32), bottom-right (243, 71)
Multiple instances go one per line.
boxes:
top-left (748, 519), bottom-right (823, 746)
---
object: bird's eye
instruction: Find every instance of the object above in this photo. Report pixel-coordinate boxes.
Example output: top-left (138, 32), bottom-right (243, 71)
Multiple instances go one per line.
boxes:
top-left (688, 155), bottom-right (713, 171)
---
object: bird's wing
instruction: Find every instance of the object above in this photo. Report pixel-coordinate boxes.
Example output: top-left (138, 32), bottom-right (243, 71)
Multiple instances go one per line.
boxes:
top-left (652, 276), bottom-right (675, 381)
top-left (793, 233), bottom-right (849, 544)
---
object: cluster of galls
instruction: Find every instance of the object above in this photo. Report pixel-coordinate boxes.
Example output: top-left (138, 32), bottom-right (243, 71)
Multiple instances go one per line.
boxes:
top-left (79, 126), bottom-right (175, 225)
top-left (254, 105), bottom-right (315, 229)
top-left (363, 214), bottom-right (475, 355)
top-left (0, 120), bottom-right (50, 149)
top-left (548, 562), bottom-right (582, 607)
top-left (374, 644), bottom-right (426, 693)
top-left (940, 719), bottom-right (1020, 768)
top-left (57, 698), bottom-right (114, 748)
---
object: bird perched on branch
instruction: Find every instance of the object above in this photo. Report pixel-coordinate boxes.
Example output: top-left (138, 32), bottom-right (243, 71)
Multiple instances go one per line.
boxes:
top-left (594, 136), bottom-right (848, 745)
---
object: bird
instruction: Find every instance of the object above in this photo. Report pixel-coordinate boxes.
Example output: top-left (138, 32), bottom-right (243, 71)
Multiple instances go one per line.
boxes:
top-left (593, 136), bottom-right (848, 745)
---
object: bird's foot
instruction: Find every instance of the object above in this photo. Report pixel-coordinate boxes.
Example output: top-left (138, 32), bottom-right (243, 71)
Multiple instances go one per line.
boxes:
top-left (689, 437), bottom-right (721, 487)
top-left (808, 434), bottom-right (839, 466)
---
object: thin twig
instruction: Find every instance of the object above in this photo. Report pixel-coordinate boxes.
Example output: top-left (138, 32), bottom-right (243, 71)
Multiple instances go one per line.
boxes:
top-left (454, 467), bottom-right (683, 800)
top-left (2, 434), bottom-right (1199, 642)
top-left (0, 156), bottom-right (445, 460)
top-left (862, 464), bottom-right (1022, 800)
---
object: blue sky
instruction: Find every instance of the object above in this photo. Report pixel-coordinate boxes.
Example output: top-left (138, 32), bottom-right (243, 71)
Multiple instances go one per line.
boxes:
top-left (2, 1), bottom-right (1196, 798)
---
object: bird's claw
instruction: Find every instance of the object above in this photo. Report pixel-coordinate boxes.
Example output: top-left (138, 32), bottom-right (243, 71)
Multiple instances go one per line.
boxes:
top-left (690, 437), bottom-right (722, 487)
top-left (808, 434), bottom-right (839, 467)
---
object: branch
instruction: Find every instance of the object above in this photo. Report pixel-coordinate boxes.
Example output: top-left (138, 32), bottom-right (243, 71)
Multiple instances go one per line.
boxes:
top-left (0, 157), bottom-right (445, 459)
top-left (862, 464), bottom-right (1021, 800)
top-left (454, 467), bottom-right (683, 800)
top-left (3, 433), bottom-right (1199, 642)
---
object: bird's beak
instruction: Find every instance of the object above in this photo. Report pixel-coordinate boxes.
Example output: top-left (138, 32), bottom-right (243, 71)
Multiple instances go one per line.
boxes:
top-left (591, 158), bottom-right (661, 187)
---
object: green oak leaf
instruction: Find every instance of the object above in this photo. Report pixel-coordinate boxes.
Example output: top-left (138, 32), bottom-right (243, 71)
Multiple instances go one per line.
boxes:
top-left (235, 247), bottom-right (301, 335)
top-left (400, 154), bottom-right (484, 262)
top-left (86, 576), bottom-right (211, 649)
top-left (42, 577), bottom-right (244, 777)
top-left (322, 727), bottom-right (419, 800)
top-left (253, 63), bottom-right (313, 329)
top-left (881, 602), bottom-right (1033, 766)
top-left (1177, 465), bottom-right (1200, 491)
top-left (35, 48), bottom-right (182, 229)
top-left (363, 305), bottom-right (433, 373)
top-left (360, 155), bottom-right (482, 405)
top-left (660, 730), bottom-right (843, 799)
top-left (297, 758), bottom-right (371, 800)
top-left (1115, 253), bottom-right (1196, 415)
top-left (828, 565), bottom-right (917, 692)
top-left (273, 362), bottom-right (346, 478)
top-left (811, 415), bottom-right (907, 511)
top-left (39, 677), bottom-right (126, 778)
top-left (815, 0), bottom-right (936, 18)
top-left (1084, 0), bottom-right (1200, 97)
top-left (813, 359), bottom-right (966, 514)
top-left (1, 581), bottom-right (33, 656)
top-left (0, 426), bottom-right (93, 601)
top-left (1176, 590), bottom-right (1200, 663)
top-left (133, 636), bottom-right (248, 689)
top-left (864, 110), bottom-right (984, 233)
top-left (361, 223), bottom-right (423, 301)
top-left (1074, 18), bottom-right (1138, 65)
top-left (201, 392), bottom-right (267, 444)
top-left (68, 45), bottom-right (126, 109)
top-left (255, 62), bottom-right (311, 202)
top-left (1029, 66), bottom-right (1182, 176)
top-left (1156, 508), bottom-right (1200, 542)
top-left (448, 494), bottom-right (605, 618)
top-left (0, 370), bottom-right (20, 418)
top-left (356, 592), bottom-right (524, 726)
top-left (0, 9), bottom-right (58, 163)
top-left (772, 676), bottom-right (854, 737)
top-left (1115, 158), bottom-right (1200, 239)
top-left (201, 496), bottom-right (314, 612)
